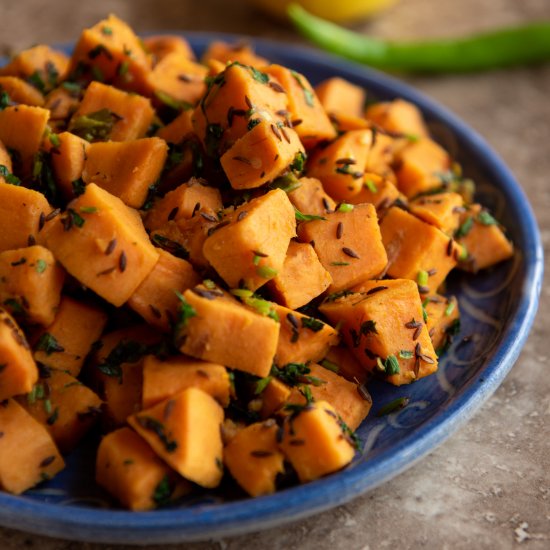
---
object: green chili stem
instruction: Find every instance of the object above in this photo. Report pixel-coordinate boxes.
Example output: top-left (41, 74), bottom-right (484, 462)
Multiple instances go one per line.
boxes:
top-left (288, 4), bottom-right (550, 73)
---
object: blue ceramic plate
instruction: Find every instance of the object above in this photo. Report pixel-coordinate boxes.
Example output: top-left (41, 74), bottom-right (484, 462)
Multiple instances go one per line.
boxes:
top-left (0, 33), bottom-right (543, 544)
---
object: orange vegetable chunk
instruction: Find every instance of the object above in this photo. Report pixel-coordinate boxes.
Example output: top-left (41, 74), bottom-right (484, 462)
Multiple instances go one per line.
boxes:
top-left (260, 378), bottom-right (291, 418)
top-left (202, 41), bottom-right (268, 67)
top-left (0, 76), bottom-right (45, 106)
top-left (287, 176), bottom-right (336, 218)
top-left (425, 294), bottom-right (460, 352)
top-left (43, 183), bottom-right (159, 306)
top-left (0, 399), bottom-right (64, 494)
top-left (96, 427), bottom-right (191, 511)
top-left (409, 192), bottom-right (464, 235)
top-left (315, 77), bottom-right (366, 119)
top-left (365, 99), bottom-right (429, 139)
top-left (144, 35), bottom-right (195, 63)
top-left (50, 132), bottom-right (90, 200)
top-left (322, 345), bottom-right (369, 384)
top-left (128, 387), bottom-right (224, 488)
top-left (347, 173), bottom-right (400, 211)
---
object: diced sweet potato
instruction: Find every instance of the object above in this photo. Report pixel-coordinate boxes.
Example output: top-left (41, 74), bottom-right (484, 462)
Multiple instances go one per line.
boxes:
top-left (287, 177), bottom-right (336, 218)
top-left (306, 130), bottom-right (374, 201)
top-left (260, 378), bottom-right (291, 418)
top-left (297, 203), bottom-right (387, 293)
top-left (0, 76), bottom-right (45, 106)
top-left (279, 400), bottom-right (355, 483)
top-left (320, 279), bottom-right (438, 385)
top-left (264, 65), bottom-right (336, 148)
top-left (96, 427), bottom-right (191, 511)
top-left (286, 364), bottom-right (371, 430)
top-left (142, 354), bottom-right (230, 409)
top-left (273, 304), bottom-right (339, 367)
top-left (0, 141), bottom-right (13, 179)
top-left (0, 105), bottom-right (50, 171)
top-left (50, 132), bottom-right (90, 200)
top-left (0, 183), bottom-right (52, 252)
top-left (0, 45), bottom-right (69, 89)
top-left (69, 81), bottom-right (155, 142)
top-left (455, 204), bottom-right (514, 272)
top-left (128, 388), bottom-right (224, 488)
top-left (322, 345), bottom-right (369, 384)
top-left (0, 246), bottom-right (65, 326)
top-left (144, 35), bottom-right (195, 64)
top-left (315, 77), bottom-right (365, 119)
top-left (44, 86), bottom-right (81, 121)
top-left (203, 188), bottom-right (296, 291)
top-left (19, 370), bottom-right (102, 453)
top-left (425, 294), bottom-right (460, 352)
top-left (346, 173), bottom-right (400, 211)
top-left (224, 421), bottom-right (285, 497)
top-left (380, 206), bottom-right (459, 294)
top-left (0, 399), bottom-right (64, 494)
top-left (32, 296), bottom-right (108, 377)
top-left (145, 179), bottom-right (222, 232)
top-left (156, 109), bottom-right (194, 144)
top-left (176, 284), bottom-right (280, 378)
top-left (365, 99), bottom-right (429, 139)
top-left (220, 120), bottom-right (304, 189)
top-left (82, 138), bottom-right (168, 208)
top-left (409, 192), bottom-right (464, 235)
top-left (68, 14), bottom-right (152, 94)
top-left (192, 62), bottom-right (288, 156)
top-left (43, 183), bottom-right (159, 306)
top-left (127, 249), bottom-right (200, 332)
top-left (148, 53), bottom-right (207, 107)
top-left (395, 138), bottom-right (450, 198)
top-left (0, 308), bottom-right (37, 401)
top-left (202, 41), bottom-right (268, 67)
top-left (268, 241), bottom-right (332, 310)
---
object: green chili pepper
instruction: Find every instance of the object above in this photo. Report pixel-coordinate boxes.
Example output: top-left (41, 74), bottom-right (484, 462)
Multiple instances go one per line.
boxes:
top-left (288, 4), bottom-right (550, 73)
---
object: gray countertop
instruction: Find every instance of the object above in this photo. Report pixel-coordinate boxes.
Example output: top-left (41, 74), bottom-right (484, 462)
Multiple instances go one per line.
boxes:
top-left (1, 0), bottom-right (549, 548)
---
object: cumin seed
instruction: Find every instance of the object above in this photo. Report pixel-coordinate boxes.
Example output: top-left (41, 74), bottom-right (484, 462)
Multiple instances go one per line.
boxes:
top-left (342, 247), bottom-right (360, 259)
top-left (119, 251), bottom-right (127, 272)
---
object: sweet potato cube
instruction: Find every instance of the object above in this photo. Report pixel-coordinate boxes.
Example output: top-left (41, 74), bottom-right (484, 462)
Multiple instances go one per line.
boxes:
top-left (260, 378), bottom-right (291, 418)
top-left (322, 346), bottom-right (369, 385)
top-left (409, 192), bottom-right (464, 235)
top-left (20, 370), bottom-right (102, 453)
top-left (268, 241), bottom-right (332, 310)
top-left (148, 53), bottom-right (207, 106)
top-left (297, 203), bottom-right (387, 293)
top-left (0, 399), bottom-right (64, 494)
top-left (203, 188), bottom-right (296, 291)
top-left (177, 285), bottom-right (280, 378)
top-left (32, 296), bottom-right (108, 377)
top-left (0, 140), bottom-right (13, 178)
top-left (264, 65), bottom-right (336, 148)
top-left (202, 41), bottom-right (268, 67)
top-left (43, 183), bottom-right (159, 306)
top-left (142, 354), bottom-right (230, 409)
top-left (69, 82), bottom-right (155, 142)
top-left (220, 120), bottom-right (304, 189)
top-left (0, 105), bottom-right (49, 170)
top-left (0, 246), bottom-right (64, 326)
top-left (90, 326), bottom-right (163, 427)
top-left (380, 206), bottom-right (459, 294)
top-left (50, 132), bottom-right (90, 200)
top-left (192, 63), bottom-right (288, 155)
top-left (365, 99), bottom-right (429, 139)
top-left (0, 76), bottom-right (45, 106)
top-left (127, 250), bottom-right (200, 332)
top-left (425, 295), bottom-right (460, 352)
top-left (96, 427), bottom-right (191, 511)
top-left (395, 138), bottom-right (451, 198)
top-left (456, 204), bottom-right (514, 272)
top-left (0, 309), bottom-right (37, 401)
top-left (307, 130), bottom-right (374, 201)
top-left (286, 364), bottom-right (371, 430)
top-left (287, 177), bottom-right (336, 218)
top-left (82, 138), bottom-right (168, 208)
top-left (0, 183), bottom-right (52, 252)
top-left (0, 45), bottom-right (69, 87)
top-left (279, 400), bottom-right (355, 483)
top-left (224, 421), bottom-right (285, 497)
top-left (315, 77), bottom-right (366, 119)
top-left (128, 388), bottom-right (224, 488)
top-left (320, 279), bottom-right (438, 385)
top-left (273, 304), bottom-right (339, 367)
top-left (347, 173), bottom-right (400, 211)
top-left (155, 109), bottom-right (195, 144)
top-left (69, 14), bottom-right (152, 94)
top-left (44, 86), bottom-right (80, 121)
top-left (145, 179), bottom-right (222, 232)
top-left (144, 35), bottom-right (195, 63)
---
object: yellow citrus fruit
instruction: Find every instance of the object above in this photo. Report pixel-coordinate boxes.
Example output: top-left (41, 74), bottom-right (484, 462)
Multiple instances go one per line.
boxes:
top-left (251, 0), bottom-right (398, 23)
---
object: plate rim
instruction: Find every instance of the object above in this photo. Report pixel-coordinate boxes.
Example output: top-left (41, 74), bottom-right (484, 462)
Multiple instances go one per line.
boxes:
top-left (0, 31), bottom-right (544, 544)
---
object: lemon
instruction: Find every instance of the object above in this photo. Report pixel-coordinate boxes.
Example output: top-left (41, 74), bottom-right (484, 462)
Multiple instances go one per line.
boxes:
top-left (251, 0), bottom-right (398, 22)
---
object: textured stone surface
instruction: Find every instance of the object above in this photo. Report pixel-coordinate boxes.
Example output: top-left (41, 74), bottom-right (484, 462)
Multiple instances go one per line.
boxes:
top-left (0, 0), bottom-right (549, 548)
